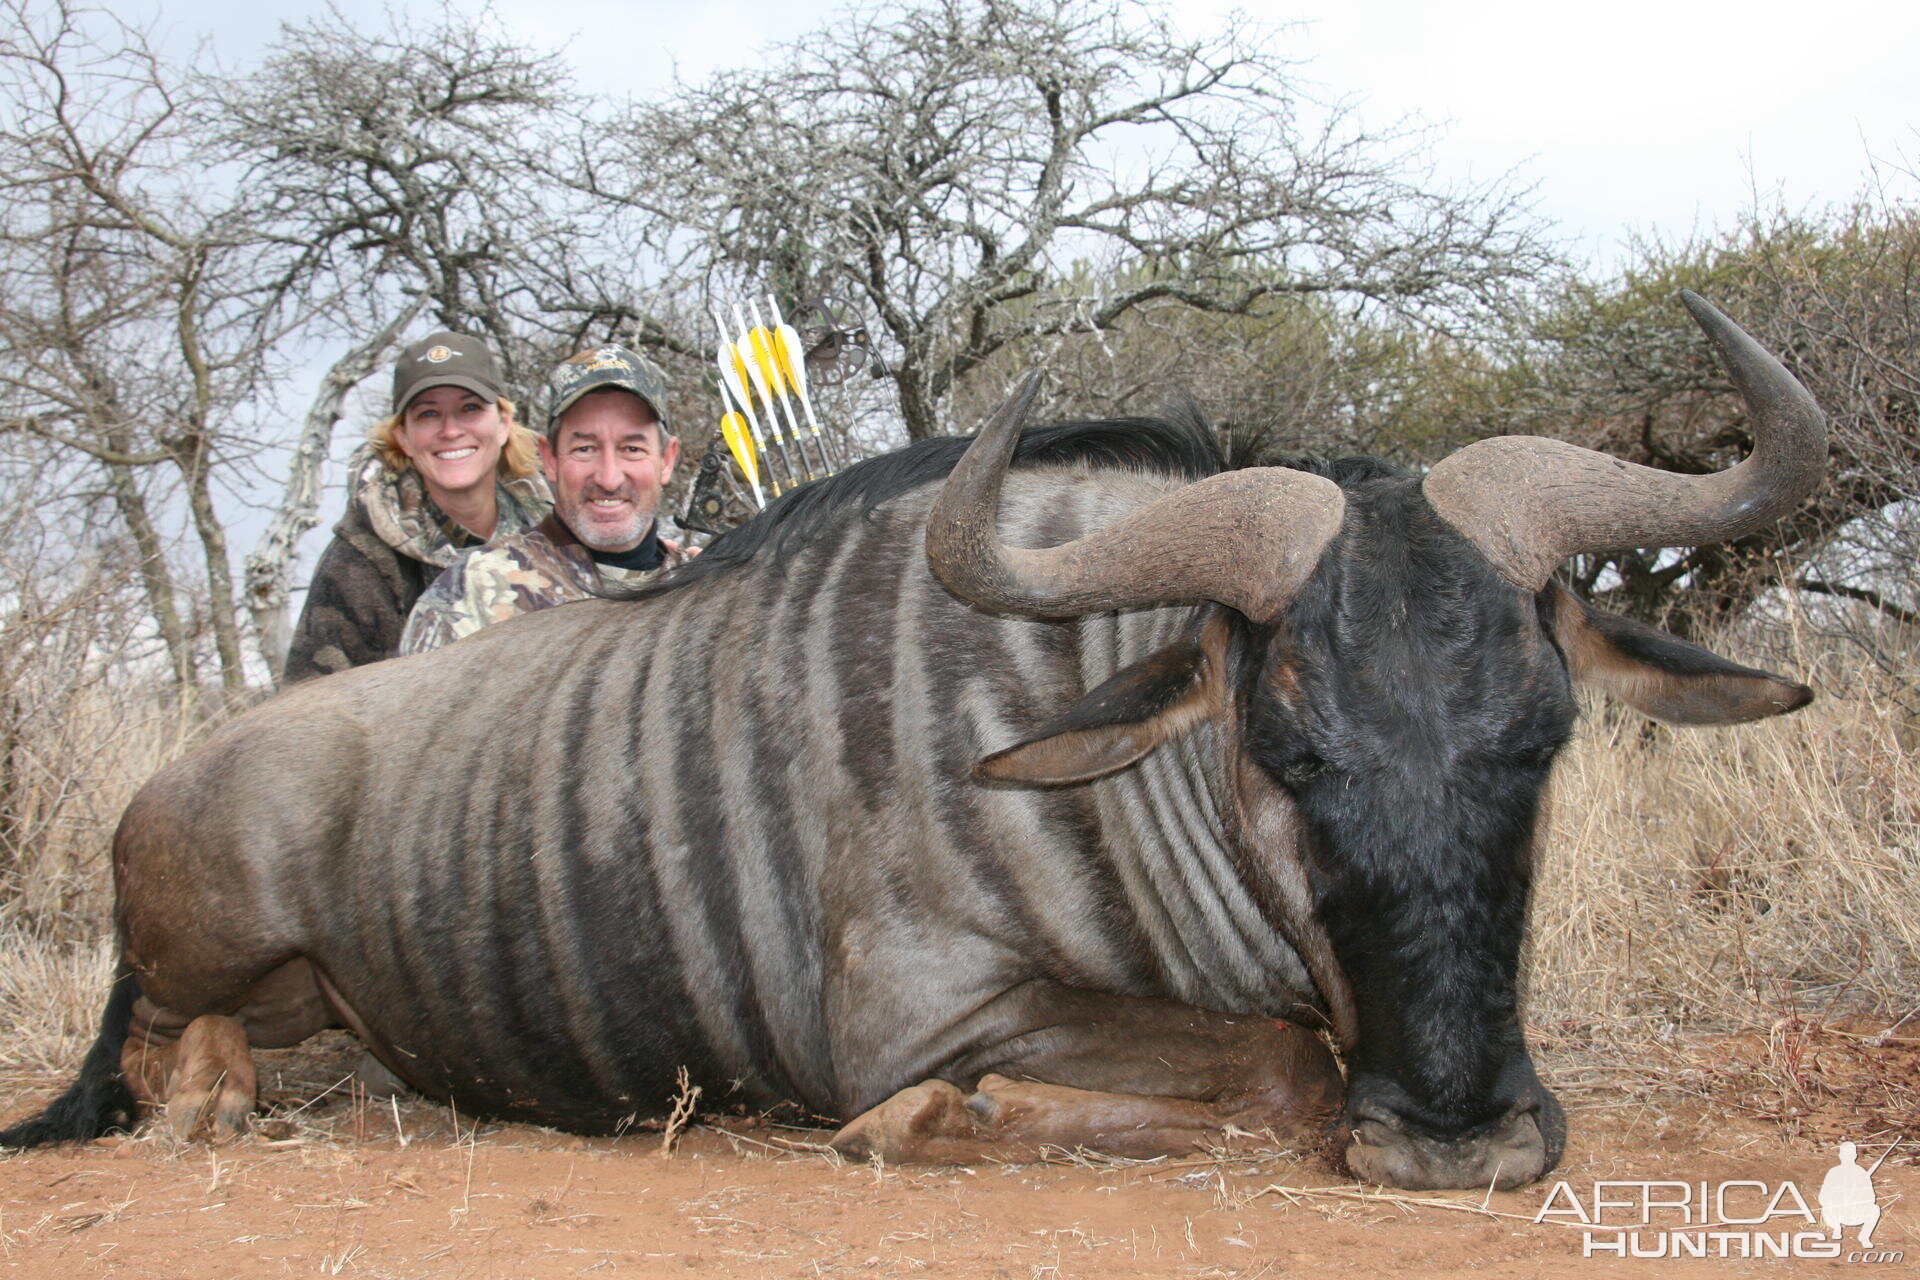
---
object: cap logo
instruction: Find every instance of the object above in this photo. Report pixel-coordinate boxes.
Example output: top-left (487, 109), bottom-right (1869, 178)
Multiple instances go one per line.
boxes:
top-left (423, 345), bottom-right (457, 363)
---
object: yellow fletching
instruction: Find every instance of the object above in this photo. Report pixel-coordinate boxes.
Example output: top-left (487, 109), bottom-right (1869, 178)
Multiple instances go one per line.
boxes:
top-left (735, 330), bottom-right (784, 441)
top-left (748, 328), bottom-right (785, 395)
top-left (720, 413), bottom-right (758, 487)
top-left (772, 324), bottom-right (805, 394)
top-left (729, 348), bottom-right (757, 401)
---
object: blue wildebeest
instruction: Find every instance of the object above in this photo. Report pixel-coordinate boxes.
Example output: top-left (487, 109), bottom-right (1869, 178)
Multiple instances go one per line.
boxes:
top-left (3, 293), bottom-right (1822, 1190)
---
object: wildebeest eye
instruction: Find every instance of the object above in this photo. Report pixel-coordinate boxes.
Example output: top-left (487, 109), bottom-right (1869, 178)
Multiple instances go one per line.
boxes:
top-left (1279, 753), bottom-right (1330, 787)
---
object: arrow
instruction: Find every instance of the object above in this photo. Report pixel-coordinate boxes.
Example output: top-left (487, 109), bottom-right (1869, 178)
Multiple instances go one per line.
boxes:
top-left (734, 303), bottom-right (819, 484)
top-left (711, 308), bottom-right (789, 497)
top-left (719, 410), bottom-right (763, 508)
top-left (747, 298), bottom-right (831, 483)
top-left (767, 294), bottom-right (843, 473)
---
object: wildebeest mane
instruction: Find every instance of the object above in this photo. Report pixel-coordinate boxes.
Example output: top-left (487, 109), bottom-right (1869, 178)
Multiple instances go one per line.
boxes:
top-left (625, 415), bottom-right (1227, 600)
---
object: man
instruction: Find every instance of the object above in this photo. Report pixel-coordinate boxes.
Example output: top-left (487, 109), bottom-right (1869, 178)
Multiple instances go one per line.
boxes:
top-left (400, 344), bottom-right (691, 655)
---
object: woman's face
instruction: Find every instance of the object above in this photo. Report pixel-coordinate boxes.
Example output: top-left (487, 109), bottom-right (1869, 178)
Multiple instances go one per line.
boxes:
top-left (395, 385), bottom-right (509, 505)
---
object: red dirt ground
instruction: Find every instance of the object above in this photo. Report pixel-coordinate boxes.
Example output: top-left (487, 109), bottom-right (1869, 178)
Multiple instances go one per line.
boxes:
top-left (1, 1029), bottom-right (1913, 1279)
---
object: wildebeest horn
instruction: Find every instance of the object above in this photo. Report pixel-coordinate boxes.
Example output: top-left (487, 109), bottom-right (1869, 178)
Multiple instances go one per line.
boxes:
top-left (1422, 291), bottom-right (1827, 590)
top-left (926, 372), bottom-right (1346, 622)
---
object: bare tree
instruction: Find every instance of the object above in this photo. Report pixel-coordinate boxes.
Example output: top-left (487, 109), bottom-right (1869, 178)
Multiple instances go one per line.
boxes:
top-left (0, 526), bottom-right (138, 906)
top-left (582, 0), bottom-right (1551, 439)
top-left (1, 5), bottom-right (636, 699)
top-left (1422, 198), bottom-right (1920, 642)
top-left (0, 0), bottom-right (1581, 703)
top-left (0, 0), bottom-right (308, 696)
top-left (986, 282), bottom-right (1464, 468)
top-left (243, 301), bottom-right (424, 682)
top-left (1757, 202), bottom-right (1920, 663)
top-left (214, 6), bottom-right (723, 555)
top-left (216, 8), bottom-right (622, 387)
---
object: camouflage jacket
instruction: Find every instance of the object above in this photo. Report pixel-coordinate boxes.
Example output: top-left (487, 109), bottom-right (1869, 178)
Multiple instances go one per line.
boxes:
top-left (284, 445), bottom-right (551, 683)
top-left (399, 514), bottom-right (690, 656)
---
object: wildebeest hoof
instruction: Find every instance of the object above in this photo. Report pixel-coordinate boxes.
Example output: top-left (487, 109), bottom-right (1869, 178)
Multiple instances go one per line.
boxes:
top-left (163, 1015), bottom-right (256, 1143)
top-left (961, 1072), bottom-right (1021, 1125)
top-left (351, 1050), bottom-right (411, 1099)
top-left (829, 1079), bottom-right (978, 1161)
top-left (166, 1090), bottom-right (252, 1144)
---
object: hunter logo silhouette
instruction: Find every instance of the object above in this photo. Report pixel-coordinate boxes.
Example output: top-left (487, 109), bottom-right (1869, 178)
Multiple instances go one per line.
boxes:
top-left (1819, 1141), bottom-right (1893, 1248)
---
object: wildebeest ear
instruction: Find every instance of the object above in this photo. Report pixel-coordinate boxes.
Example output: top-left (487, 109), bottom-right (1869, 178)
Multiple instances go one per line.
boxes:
top-left (1550, 585), bottom-right (1813, 724)
top-left (976, 638), bottom-right (1217, 785)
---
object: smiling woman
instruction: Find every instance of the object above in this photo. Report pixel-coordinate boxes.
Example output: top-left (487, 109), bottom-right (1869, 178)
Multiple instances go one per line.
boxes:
top-left (283, 332), bottom-right (552, 683)
top-left (391, 386), bottom-right (515, 526)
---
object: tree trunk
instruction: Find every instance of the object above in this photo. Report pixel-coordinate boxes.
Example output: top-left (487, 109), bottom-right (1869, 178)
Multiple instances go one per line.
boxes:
top-left (184, 462), bottom-right (245, 697)
top-left (897, 360), bottom-right (942, 442)
top-left (246, 304), bottom-right (422, 685)
top-left (0, 691), bottom-right (20, 893)
top-left (105, 459), bottom-right (195, 690)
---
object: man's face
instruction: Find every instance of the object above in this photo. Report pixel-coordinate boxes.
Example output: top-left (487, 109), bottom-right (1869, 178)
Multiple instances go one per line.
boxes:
top-left (541, 390), bottom-right (680, 552)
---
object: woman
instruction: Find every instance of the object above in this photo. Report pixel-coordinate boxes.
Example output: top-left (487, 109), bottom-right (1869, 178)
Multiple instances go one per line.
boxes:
top-left (284, 331), bottom-right (552, 683)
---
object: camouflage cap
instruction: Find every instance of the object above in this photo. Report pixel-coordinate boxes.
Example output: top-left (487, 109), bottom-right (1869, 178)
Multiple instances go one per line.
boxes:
top-left (392, 332), bottom-right (505, 414)
top-left (547, 344), bottom-right (671, 437)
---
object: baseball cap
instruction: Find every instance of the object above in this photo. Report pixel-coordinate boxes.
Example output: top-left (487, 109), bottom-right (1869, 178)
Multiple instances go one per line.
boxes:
top-left (547, 344), bottom-right (671, 437)
top-left (391, 332), bottom-right (505, 414)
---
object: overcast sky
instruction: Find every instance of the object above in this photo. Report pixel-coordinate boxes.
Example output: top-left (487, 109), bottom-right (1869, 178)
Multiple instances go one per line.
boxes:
top-left (146, 0), bottom-right (1920, 270)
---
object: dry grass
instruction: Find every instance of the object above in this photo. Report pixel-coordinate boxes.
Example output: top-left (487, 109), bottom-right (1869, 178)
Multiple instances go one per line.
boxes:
top-left (2, 682), bottom-right (209, 933)
top-left (1533, 627), bottom-right (1919, 1038)
top-left (0, 923), bottom-right (115, 1075)
top-left (1, 677), bottom-right (212, 1082)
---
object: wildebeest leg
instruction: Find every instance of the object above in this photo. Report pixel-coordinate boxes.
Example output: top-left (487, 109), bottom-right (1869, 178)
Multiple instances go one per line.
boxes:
top-left (832, 1074), bottom-right (1309, 1163)
top-left (120, 957), bottom-right (338, 1139)
top-left (120, 998), bottom-right (186, 1113)
top-left (164, 1016), bottom-right (256, 1140)
top-left (120, 1008), bottom-right (256, 1141)
top-left (830, 986), bottom-right (1339, 1163)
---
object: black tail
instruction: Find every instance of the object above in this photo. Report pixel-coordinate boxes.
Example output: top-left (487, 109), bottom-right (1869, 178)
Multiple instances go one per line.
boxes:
top-left (0, 969), bottom-right (141, 1148)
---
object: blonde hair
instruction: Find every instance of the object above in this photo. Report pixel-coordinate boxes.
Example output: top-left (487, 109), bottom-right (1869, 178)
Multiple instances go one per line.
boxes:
top-left (371, 396), bottom-right (539, 478)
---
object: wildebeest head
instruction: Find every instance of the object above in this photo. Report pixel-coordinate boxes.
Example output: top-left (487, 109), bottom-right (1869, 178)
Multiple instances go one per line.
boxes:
top-left (925, 292), bottom-right (1824, 1190)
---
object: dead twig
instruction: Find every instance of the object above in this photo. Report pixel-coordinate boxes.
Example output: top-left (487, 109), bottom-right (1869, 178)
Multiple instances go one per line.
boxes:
top-left (1250, 1181), bottom-right (1581, 1229)
top-left (661, 1066), bottom-right (701, 1157)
